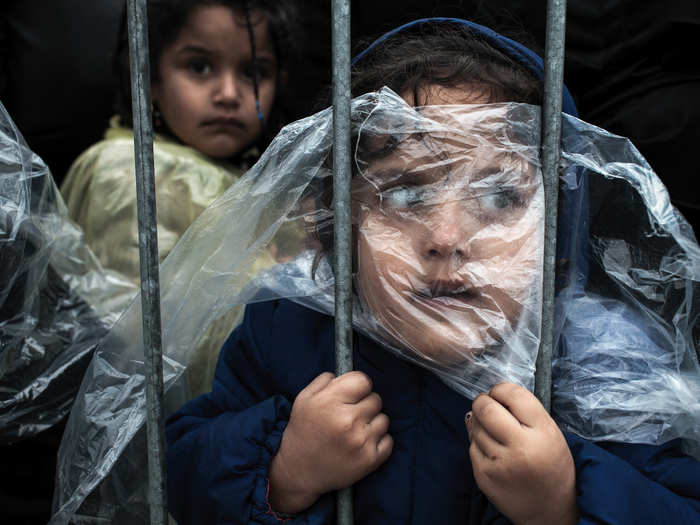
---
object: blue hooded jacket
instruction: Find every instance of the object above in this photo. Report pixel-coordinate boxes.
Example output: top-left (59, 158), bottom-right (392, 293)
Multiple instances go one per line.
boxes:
top-left (165, 18), bottom-right (700, 524)
top-left (166, 299), bottom-right (700, 524)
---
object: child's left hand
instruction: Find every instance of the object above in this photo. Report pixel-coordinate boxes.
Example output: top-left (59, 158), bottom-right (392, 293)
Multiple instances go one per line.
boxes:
top-left (466, 383), bottom-right (578, 525)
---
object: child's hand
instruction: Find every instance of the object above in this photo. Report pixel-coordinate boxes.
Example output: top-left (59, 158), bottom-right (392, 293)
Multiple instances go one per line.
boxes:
top-left (268, 371), bottom-right (393, 513)
top-left (466, 383), bottom-right (578, 525)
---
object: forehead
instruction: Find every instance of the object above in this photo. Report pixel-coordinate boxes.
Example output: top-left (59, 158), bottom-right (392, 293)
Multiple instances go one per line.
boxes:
top-left (355, 101), bottom-right (538, 186)
top-left (401, 84), bottom-right (495, 106)
top-left (172, 5), bottom-right (275, 57)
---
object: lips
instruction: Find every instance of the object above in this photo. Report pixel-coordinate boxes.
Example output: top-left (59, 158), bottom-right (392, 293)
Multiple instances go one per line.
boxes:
top-left (413, 283), bottom-right (481, 309)
top-left (201, 117), bottom-right (245, 129)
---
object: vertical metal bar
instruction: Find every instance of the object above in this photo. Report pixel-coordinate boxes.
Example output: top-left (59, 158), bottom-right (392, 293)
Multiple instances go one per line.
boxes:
top-left (535, 0), bottom-right (567, 413)
top-left (126, 1), bottom-right (168, 523)
top-left (331, 0), bottom-right (354, 523)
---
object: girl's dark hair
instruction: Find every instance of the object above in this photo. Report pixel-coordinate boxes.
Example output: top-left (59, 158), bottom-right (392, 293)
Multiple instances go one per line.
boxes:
top-left (114, 0), bottom-right (300, 157)
top-left (352, 22), bottom-right (542, 104)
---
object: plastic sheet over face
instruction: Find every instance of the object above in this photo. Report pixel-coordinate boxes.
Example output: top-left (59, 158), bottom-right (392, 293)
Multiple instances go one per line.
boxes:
top-left (51, 88), bottom-right (700, 523)
top-left (352, 105), bottom-right (543, 370)
top-left (0, 102), bottom-right (135, 443)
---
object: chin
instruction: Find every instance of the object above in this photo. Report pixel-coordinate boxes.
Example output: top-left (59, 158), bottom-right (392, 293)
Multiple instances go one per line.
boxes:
top-left (202, 145), bottom-right (240, 159)
top-left (381, 323), bottom-right (484, 366)
top-left (419, 336), bottom-right (485, 365)
top-left (198, 137), bottom-right (247, 159)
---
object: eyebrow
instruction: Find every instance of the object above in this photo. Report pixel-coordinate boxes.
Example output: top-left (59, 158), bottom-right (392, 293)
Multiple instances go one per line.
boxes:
top-left (175, 45), bottom-right (213, 57)
top-left (173, 45), bottom-right (276, 63)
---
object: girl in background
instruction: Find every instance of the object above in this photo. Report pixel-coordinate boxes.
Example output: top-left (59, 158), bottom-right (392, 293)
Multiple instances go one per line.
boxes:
top-left (61, 0), bottom-right (297, 294)
top-left (59, 0), bottom-right (299, 393)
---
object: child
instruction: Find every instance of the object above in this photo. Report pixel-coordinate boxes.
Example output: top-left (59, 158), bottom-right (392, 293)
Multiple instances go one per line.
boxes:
top-left (60, 0), bottom-right (297, 295)
top-left (57, 0), bottom-right (299, 395)
top-left (156, 19), bottom-right (698, 525)
top-left (161, 18), bottom-right (700, 524)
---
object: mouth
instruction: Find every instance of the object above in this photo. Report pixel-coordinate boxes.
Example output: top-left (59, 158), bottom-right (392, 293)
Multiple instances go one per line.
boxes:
top-left (413, 284), bottom-right (481, 308)
top-left (201, 117), bottom-right (246, 130)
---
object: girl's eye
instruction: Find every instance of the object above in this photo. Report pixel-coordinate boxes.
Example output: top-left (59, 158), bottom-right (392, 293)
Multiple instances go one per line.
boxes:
top-left (381, 185), bottom-right (427, 209)
top-left (478, 187), bottom-right (523, 211)
top-left (188, 59), bottom-right (212, 75)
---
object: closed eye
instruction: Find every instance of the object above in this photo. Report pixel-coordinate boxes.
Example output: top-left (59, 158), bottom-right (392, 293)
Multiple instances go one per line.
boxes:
top-left (381, 185), bottom-right (428, 208)
top-left (478, 187), bottom-right (525, 211)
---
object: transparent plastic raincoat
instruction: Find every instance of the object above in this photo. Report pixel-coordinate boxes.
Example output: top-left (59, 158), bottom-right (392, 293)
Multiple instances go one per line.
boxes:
top-left (49, 82), bottom-right (700, 523)
top-left (0, 102), bottom-right (135, 443)
top-left (60, 117), bottom-right (255, 396)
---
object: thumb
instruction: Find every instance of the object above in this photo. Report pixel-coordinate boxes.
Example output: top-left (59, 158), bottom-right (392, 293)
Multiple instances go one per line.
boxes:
top-left (304, 371), bottom-right (336, 395)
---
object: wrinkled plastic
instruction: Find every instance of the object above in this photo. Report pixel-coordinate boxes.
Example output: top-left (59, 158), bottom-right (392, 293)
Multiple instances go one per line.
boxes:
top-left (51, 88), bottom-right (700, 523)
top-left (0, 102), bottom-right (136, 443)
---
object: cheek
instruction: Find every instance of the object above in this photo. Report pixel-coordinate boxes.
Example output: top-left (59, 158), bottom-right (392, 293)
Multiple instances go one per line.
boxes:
top-left (357, 213), bottom-right (415, 307)
top-left (481, 214), bottom-right (542, 299)
top-left (258, 78), bottom-right (277, 116)
top-left (158, 80), bottom-right (201, 124)
top-left (357, 212), bottom-right (421, 280)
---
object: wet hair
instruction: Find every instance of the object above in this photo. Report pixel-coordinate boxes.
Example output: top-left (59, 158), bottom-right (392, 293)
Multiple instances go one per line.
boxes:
top-left (351, 22), bottom-right (543, 104)
top-left (114, 0), bottom-right (300, 157)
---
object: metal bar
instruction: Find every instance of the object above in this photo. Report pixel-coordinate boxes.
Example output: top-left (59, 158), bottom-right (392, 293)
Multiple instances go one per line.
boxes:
top-left (331, 0), bottom-right (354, 523)
top-left (126, 1), bottom-right (168, 523)
top-left (535, 0), bottom-right (567, 413)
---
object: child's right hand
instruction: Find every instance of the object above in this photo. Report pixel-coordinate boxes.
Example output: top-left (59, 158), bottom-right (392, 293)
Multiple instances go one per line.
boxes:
top-left (268, 371), bottom-right (393, 513)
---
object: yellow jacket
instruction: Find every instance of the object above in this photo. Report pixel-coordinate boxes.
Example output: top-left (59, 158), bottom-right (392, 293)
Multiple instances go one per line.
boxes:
top-left (61, 117), bottom-right (249, 284)
top-left (61, 118), bottom-right (251, 395)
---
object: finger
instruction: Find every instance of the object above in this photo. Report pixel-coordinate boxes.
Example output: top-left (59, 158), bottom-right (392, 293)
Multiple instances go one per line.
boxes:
top-left (355, 392), bottom-right (383, 421)
top-left (331, 371), bottom-right (374, 402)
top-left (488, 382), bottom-right (546, 428)
top-left (375, 433), bottom-right (394, 464)
top-left (468, 434), bottom-right (489, 468)
top-left (471, 393), bottom-right (521, 445)
top-left (467, 412), bottom-right (502, 460)
top-left (367, 411), bottom-right (390, 437)
top-left (303, 371), bottom-right (336, 395)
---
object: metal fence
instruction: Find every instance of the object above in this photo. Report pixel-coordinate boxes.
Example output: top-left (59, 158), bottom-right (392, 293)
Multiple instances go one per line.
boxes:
top-left (125, 0), bottom-right (567, 522)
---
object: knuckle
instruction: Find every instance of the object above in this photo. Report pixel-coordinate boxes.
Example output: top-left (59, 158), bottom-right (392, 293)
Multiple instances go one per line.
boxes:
top-left (372, 434), bottom-right (393, 464)
top-left (491, 382), bottom-right (523, 402)
top-left (347, 426), bottom-right (368, 450)
top-left (351, 371), bottom-right (373, 391)
top-left (336, 411), bottom-right (356, 434)
top-left (490, 382), bottom-right (514, 397)
top-left (473, 397), bottom-right (496, 420)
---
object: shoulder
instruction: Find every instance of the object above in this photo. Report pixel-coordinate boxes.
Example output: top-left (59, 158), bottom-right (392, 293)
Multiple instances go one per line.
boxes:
top-left (60, 137), bottom-right (137, 207)
top-left (66, 136), bottom-right (134, 173)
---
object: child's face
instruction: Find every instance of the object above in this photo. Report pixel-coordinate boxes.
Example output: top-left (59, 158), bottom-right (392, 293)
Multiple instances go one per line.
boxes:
top-left (152, 5), bottom-right (277, 158)
top-left (354, 86), bottom-right (543, 364)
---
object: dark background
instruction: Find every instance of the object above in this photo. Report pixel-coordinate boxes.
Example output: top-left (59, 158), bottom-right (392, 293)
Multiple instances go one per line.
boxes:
top-left (1, 1), bottom-right (698, 522)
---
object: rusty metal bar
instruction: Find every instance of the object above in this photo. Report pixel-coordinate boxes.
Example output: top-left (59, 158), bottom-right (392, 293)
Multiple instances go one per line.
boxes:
top-left (535, 0), bottom-right (567, 413)
top-left (126, 0), bottom-right (167, 522)
top-left (331, 0), bottom-right (354, 523)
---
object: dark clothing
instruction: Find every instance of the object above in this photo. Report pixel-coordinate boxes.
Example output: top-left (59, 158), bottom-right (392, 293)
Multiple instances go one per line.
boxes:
top-left (166, 299), bottom-right (700, 524)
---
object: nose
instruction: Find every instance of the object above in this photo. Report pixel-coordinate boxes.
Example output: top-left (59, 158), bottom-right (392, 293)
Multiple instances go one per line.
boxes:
top-left (421, 202), bottom-right (473, 260)
top-left (213, 72), bottom-right (240, 107)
